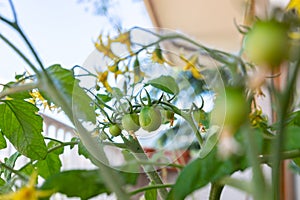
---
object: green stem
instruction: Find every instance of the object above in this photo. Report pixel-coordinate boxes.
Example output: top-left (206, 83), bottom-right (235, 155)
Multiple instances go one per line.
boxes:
top-left (129, 183), bottom-right (173, 196)
top-left (245, 127), bottom-right (266, 200)
top-left (125, 137), bottom-right (169, 199)
top-left (3, 0), bottom-right (45, 70)
top-left (158, 100), bottom-right (204, 146)
top-left (209, 183), bottom-right (224, 200)
top-left (0, 162), bottom-right (28, 181)
top-left (260, 149), bottom-right (300, 164)
top-left (47, 141), bottom-right (79, 153)
top-left (121, 160), bottom-right (184, 169)
top-left (0, 33), bottom-right (39, 75)
top-left (0, 82), bottom-right (38, 99)
top-left (271, 62), bottom-right (300, 200)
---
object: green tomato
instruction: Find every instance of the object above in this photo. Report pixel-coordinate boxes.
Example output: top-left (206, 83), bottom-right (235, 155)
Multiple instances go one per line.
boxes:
top-left (122, 113), bottom-right (140, 132)
top-left (212, 87), bottom-right (249, 129)
top-left (139, 106), bottom-right (162, 132)
top-left (243, 20), bottom-right (289, 67)
top-left (109, 124), bottom-right (122, 137)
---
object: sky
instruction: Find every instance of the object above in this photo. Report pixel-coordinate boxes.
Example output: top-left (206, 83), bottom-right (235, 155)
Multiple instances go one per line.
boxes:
top-left (0, 0), bottom-right (152, 83)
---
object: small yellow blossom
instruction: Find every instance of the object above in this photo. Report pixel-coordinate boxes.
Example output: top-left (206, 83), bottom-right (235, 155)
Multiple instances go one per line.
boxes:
top-left (180, 54), bottom-right (204, 79)
top-left (29, 90), bottom-right (56, 110)
top-left (107, 63), bottom-right (123, 79)
top-left (112, 31), bottom-right (134, 55)
top-left (287, 0), bottom-right (300, 14)
top-left (97, 71), bottom-right (112, 92)
top-left (0, 171), bottom-right (53, 200)
top-left (95, 35), bottom-right (118, 60)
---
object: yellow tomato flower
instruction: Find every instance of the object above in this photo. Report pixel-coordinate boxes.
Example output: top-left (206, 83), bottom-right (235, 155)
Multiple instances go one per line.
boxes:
top-left (112, 31), bottom-right (134, 55)
top-left (95, 35), bottom-right (118, 60)
top-left (29, 90), bottom-right (55, 110)
top-left (180, 54), bottom-right (204, 79)
top-left (287, 0), bottom-right (300, 14)
top-left (97, 71), bottom-right (112, 92)
top-left (0, 172), bottom-right (53, 200)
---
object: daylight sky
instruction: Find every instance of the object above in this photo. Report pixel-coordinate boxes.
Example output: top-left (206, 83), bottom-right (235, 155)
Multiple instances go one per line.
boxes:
top-left (0, 0), bottom-right (152, 83)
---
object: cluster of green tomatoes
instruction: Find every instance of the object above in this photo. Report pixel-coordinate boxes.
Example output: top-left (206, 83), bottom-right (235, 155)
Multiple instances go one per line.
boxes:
top-left (108, 105), bottom-right (174, 137)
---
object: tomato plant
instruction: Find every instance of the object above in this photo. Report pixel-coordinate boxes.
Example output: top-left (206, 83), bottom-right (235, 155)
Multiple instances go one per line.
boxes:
top-left (1, 1), bottom-right (300, 200)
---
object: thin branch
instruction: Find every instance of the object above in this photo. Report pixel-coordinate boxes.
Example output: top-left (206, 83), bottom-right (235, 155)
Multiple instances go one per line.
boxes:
top-left (129, 183), bottom-right (173, 196)
top-left (0, 161), bottom-right (28, 181)
top-left (0, 82), bottom-right (38, 99)
top-left (0, 33), bottom-right (39, 74)
top-left (8, 0), bottom-right (18, 23)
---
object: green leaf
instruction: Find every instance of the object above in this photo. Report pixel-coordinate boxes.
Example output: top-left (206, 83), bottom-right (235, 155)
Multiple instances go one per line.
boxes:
top-left (41, 170), bottom-right (110, 200)
top-left (284, 126), bottom-right (300, 151)
top-left (78, 140), bottom-right (90, 159)
top-left (0, 100), bottom-right (47, 160)
top-left (147, 75), bottom-right (179, 95)
top-left (167, 149), bottom-right (248, 200)
top-left (35, 153), bottom-right (62, 179)
top-left (0, 132), bottom-right (7, 150)
top-left (34, 141), bottom-right (64, 179)
top-left (145, 184), bottom-right (157, 200)
top-left (41, 64), bottom-right (96, 123)
top-left (20, 164), bottom-right (35, 176)
top-left (3, 152), bottom-right (20, 181)
top-left (97, 94), bottom-right (112, 103)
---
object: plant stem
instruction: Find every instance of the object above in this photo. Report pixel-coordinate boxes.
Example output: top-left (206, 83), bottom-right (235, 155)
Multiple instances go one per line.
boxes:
top-left (158, 100), bottom-right (204, 146)
top-left (0, 162), bottom-right (28, 181)
top-left (129, 184), bottom-right (173, 196)
top-left (47, 141), bottom-right (79, 153)
top-left (125, 137), bottom-right (169, 199)
top-left (260, 149), bottom-right (300, 164)
top-left (271, 62), bottom-right (300, 199)
top-left (0, 82), bottom-right (38, 99)
top-left (245, 127), bottom-right (266, 200)
top-left (0, 33), bottom-right (39, 75)
top-left (209, 183), bottom-right (224, 200)
top-left (4, 0), bottom-right (45, 71)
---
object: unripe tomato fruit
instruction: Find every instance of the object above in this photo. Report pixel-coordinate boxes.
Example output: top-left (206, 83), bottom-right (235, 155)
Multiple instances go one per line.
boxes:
top-left (122, 113), bottom-right (140, 132)
top-left (109, 124), bottom-right (122, 137)
top-left (243, 20), bottom-right (289, 67)
top-left (212, 87), bottom-right (249, 129)
top-left (139, 106), bottom-right (162, 132)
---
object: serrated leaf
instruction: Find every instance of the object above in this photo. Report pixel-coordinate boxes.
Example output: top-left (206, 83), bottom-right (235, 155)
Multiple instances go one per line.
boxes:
top-left (35, 153), bottom-right (62, 179)
top-left (41, 65), bottom-right (96, 123)
top-left (147, 75), bottom-right (179, 95)
top-left (0, 100), bottom-right (47, 160)
top-left (0, 132), bottom-right (7, 150)
top-left (41, 170), bottom-right (110, 199)
top-left (167, 149), bottom-right (248, 200)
